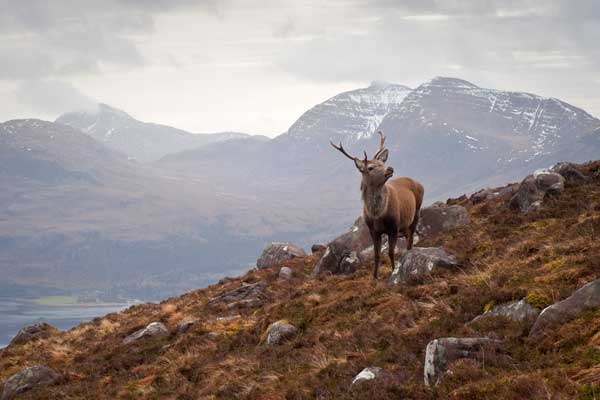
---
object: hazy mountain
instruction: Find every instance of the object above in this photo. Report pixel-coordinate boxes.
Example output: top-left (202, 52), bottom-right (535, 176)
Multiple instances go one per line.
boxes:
top-left (3, 77), bottom-right (599, 300)
top-left (56, 104), bottom-right (251, 162)
top-left (377, 77), bottom-right (600, 197)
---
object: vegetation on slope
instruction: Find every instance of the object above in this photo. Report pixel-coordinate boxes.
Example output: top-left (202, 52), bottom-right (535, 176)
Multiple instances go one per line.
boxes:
top-left (1, 161), bottom-right (600, 399)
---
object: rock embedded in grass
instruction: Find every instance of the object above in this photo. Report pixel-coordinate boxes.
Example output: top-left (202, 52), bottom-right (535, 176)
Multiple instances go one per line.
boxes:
top-left (390, 247), bottom-right (459, 285)
top-left (265, 320), bottom-right (297, 345)
top-left (176, 319), bottom-right (198, 334)
top-left (208, 281), bottom-right (267, 305)
top-left (551, 162), bottom-right (589, 183)
top-left (9, 322), bottom-right (57, 346)
top-left (1, 365), bottom-right (59, 400)
top-left (122, 321), bottom-right (169, 344)
top-left (256, 242), bottom-right (306, 269)
top-left (279, 266), bottom-right (293, 280)
top-left (468, 298), bottom-right (540, 329)
top-left (351, 366), bottom-right (385, 387)
top-left (424, 337), bottom-right (502, 386)
top-left (529, 279), bottom-right (600, 339)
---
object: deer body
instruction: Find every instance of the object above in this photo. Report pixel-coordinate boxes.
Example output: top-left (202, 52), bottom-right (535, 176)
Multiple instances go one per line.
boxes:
top-left (331, 132), bottom-right (424, 279)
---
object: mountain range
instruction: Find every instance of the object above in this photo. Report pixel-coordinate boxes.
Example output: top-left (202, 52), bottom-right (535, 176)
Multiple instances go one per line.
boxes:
top-left (1, 77), bottom-right (599, 299)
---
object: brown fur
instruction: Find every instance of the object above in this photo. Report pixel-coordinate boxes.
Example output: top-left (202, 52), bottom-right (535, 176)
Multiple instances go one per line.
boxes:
top-left (331, 132), bottom-right (424, 279)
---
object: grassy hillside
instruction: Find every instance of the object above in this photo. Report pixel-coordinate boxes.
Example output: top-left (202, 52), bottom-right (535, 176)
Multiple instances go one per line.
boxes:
top-left (1, 161), bottom-right (600, 399)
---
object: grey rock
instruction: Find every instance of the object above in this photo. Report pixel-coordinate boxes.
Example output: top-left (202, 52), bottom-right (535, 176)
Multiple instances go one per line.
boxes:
top-left (208, 281), bottom-right (267, 305)
top-left (470, 184), bottom-right (518, 204)
top-left (551, 162), bottom-right (588, 183)
top-left (417, 203), bottom-right (470, 237)
top-left (279, 266), bottom-right (293, 280)
top-left (358, 236), bottom-right (409, 263)
top-left (265, 320), bottom-right (297, 345)
top-left (311, 244), bottom-right (327, 254)
top-left (390, 247), bottom-right (459, 285)
top-left (424, 337), bottom-right (502, 386)
top-left (313, 217), bottom-right (372, 276)
top-left (216, 315), bottom-right (241, 323)
top-left (530, 279), bottom-right (600, 339)
top-left (509, 170), bottom-right (565, 213)
top-left (257, 242), bottom-right (306, 269)
top-left (176, 319), bottom-right (197, 334)
top-left (1, 365), bottom-right (59, 400)
top-left (351, 367), bottom-right (385, 386)
top-left (9, 322), bottom-right (56, 346)
top-left (122, 322), bottom-right (169, 344)
top-left (469, 298), bottom-right (539, 328)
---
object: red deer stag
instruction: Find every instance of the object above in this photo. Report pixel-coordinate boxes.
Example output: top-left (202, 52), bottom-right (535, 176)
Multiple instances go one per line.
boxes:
top-left (331, 132), bottom-right (424, 279)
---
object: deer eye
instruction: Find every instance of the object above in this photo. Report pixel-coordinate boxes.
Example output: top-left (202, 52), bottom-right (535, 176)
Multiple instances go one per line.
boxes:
top-left (367, 166), bottom-right (374, 171)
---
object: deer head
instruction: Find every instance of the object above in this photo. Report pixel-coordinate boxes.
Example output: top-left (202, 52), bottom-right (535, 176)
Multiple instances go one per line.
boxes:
top-left (330, 131), bottom-right (394, 188)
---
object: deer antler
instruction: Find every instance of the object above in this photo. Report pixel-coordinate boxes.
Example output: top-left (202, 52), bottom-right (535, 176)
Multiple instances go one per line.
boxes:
top-left (373, 131), bottom-right (386, 159)
top-left (330, 140), bottom-right (359, 161)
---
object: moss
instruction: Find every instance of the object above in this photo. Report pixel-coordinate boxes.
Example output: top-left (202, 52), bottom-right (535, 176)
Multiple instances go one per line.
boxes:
top-left (526, 290), bottom-right (552, 310)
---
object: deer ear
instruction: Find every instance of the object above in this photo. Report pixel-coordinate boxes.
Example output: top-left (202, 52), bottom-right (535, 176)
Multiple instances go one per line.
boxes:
top-left (354, 159), bottom-right (365, 172)
top-left (375, 149), bottom-right (389, 163)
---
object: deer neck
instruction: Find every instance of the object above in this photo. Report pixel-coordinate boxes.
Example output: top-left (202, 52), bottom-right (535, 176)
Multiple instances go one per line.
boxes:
top-left (362, 183), bottom-right (389, 219)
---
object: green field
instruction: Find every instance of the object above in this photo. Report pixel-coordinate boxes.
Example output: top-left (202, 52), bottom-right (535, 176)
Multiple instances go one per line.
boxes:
top-left (33, 295), bottom-right (79, 306)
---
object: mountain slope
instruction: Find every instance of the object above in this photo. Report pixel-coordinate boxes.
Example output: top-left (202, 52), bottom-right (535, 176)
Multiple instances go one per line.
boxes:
top-left (56, 104), bottom-right (251, 162)
top-left (2, 161), bottom-right (599, 399)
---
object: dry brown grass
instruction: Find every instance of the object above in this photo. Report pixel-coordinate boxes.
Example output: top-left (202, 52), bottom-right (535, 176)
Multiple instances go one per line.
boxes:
top-left (2, 161), bottom-right (600, 399)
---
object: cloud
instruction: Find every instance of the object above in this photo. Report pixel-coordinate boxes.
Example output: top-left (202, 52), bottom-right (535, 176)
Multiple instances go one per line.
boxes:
top-left (14, 80), bottom-right (97, 115)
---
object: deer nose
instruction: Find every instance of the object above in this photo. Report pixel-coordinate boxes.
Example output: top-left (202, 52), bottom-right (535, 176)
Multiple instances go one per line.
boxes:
top-left (386, 167), bottom-right (394, 177)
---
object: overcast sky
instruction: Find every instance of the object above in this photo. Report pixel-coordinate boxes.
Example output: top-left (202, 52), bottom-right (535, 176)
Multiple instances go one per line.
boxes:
top-left (1, 0), bottom-right (599, 136)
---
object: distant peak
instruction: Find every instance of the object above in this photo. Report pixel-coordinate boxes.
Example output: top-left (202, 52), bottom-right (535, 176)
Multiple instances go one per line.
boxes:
top-left (368, 80), bottom-right (411, 91)
top-left (425, 77), bottom-right (479, 89)
top-left (97, 103), bottom-right (133, 119)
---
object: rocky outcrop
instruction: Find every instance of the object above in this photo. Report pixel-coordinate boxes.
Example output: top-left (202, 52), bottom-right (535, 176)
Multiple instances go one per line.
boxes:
top-left (313, 217), bottom-right (372, 276)
top-left (122, 322), bottom-right (169, 344)
top-left (351, 367), bottom-right (385, 387)
top-left (311, 244), bottom-right (327, 254)
top-left (1, 365), bottom-right (59, 400)
top-left (468, 299), bottom-right (540, 329)
top-left (256, 243), bottom-right (306, 269)
top-left (279, 267), bottom-right (293, 280)
top-left (551, 162), bottom-right (589, 183)
top-left (8, 323), bottom-right (57, 346)
top-left (470, 184), bottom-right (519, 204)
top-left (509, 170), bottom-right (565, 213)
top-left (390, 247), bottom-right (459, 285)
top-left (264, 320), bottom-right (297, 345)
top-left (208, 281), bottom-right (267, 305)
top-left (417, 203), bottom-right (470, 237)
top-left (424, 337), bottom-right (502, 386)
top-left (529, 279), bottom-right (600, 339)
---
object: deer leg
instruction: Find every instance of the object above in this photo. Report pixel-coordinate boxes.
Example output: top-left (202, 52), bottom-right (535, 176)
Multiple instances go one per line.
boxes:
top-left (388, 231), bottom-right (398, 271)
top-left (407, 211), bottom-right (420, 250)
top-left (404, 227), bottom-right (413, 250)
top-left (372, 233), bottom-right (382, 279)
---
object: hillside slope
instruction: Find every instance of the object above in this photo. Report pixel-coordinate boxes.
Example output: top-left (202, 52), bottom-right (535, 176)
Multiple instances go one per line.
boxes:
top-left (2, 161), bottom-right (600, 399)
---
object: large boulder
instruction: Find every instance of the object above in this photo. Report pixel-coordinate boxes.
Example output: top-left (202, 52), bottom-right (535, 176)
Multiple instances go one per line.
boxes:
top-left (1, 365), bottom-right (59, 400)
top-left (358, 236), bottom-right (408, 264)
top-left (509, 170), bottom-right (565, 213)
top-left (9, 322), bottom-right (57, 346)
top-left (424, 337), bottom-right (502, 386)
top-left (122, 322), bottom-right (169, 344)
top-left (313, 217), bottom-right (372, 276)
top-left (529, 279), bottom-right (600, 339)
top-left (257, 243), bottom-right (306, 269)
top-left (264, 320), bottom-right (297, 345)
top-left (551, 162), bottom-right (589, 183)
top-left (417, 203), bottom-right (470, 238)
top-left (468, 298), bottom-right (540, 329)
top-left (390, 247), bottom-right (459, 285)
